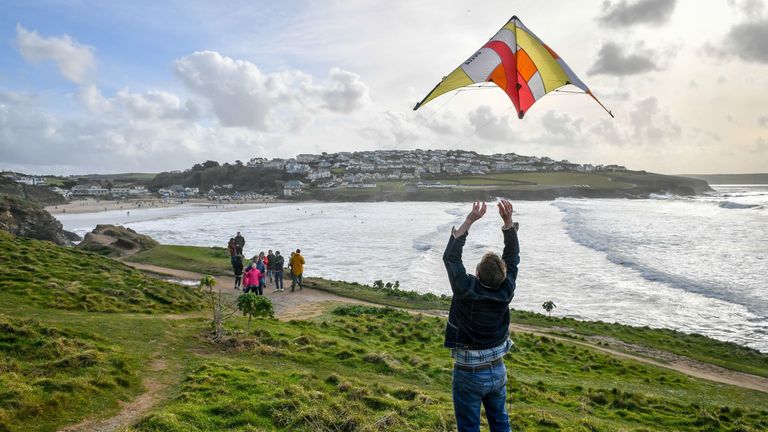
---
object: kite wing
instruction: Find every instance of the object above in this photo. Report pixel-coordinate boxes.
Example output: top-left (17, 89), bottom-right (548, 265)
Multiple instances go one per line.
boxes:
top-left (413, 16), bottom-right (612, 119)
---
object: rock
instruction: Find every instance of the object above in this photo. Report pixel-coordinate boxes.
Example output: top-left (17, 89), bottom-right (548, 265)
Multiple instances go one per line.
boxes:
top-left (77, 224), bottom-right (158, 257)
top-left (0, 195), bottom-right (71, 245)
top-left (63, 230), bottom-right (82, 242)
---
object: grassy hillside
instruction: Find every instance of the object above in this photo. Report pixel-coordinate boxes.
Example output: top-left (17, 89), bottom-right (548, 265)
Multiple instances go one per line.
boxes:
top-left (128, 305), bottom-right (768, 431)
top-left (0, 232), bottom-right (205, 313)
top-left (127, 244), bottom-right (232, 275)
top-left (0, 315), bottom-right (139, 432)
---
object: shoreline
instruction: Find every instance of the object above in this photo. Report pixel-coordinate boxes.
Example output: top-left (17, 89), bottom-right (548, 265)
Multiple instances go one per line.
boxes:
top-left (45, 197), bottom-right (288, 215)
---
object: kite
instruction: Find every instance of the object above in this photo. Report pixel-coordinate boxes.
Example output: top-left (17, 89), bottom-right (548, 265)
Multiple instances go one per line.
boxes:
top-left (413, 16), bottom-right (613, 119)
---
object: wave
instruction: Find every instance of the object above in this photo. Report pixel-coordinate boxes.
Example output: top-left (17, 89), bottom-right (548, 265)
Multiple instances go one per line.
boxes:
top-left (553, 201), bottom-right (767, 315)
top-left (718, 201), bottom-right (763, 210)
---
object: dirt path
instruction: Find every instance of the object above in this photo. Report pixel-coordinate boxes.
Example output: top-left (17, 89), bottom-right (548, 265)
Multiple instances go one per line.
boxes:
top-left (58, 355), bottom-right (167, 432)
top-left (124, 261), bottom-right (373, 320)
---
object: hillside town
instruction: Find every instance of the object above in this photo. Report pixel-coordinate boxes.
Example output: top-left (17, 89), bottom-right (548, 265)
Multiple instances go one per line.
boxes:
top-left (3, 150), bottom-right (628, 199)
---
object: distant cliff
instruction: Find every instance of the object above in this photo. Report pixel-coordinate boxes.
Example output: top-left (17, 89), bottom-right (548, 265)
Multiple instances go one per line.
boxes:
top-left (0, 177), bottom-right (67, 206)
top-left (0, 195), bottom-right (76, 246)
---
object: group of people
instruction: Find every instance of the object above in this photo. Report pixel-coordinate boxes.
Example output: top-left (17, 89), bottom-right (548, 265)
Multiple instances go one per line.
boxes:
top-left (227, 231), bottom-right (306, 295)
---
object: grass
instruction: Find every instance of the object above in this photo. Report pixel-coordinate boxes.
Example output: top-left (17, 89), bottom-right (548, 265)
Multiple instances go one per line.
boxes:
top-left (510, 310), bottom-right (768, 379)
top-left (0, 231), bottom-right (205, 313)
top-left (0, 234), bottom-right (767, 431)
top-left (0, 314), bottom-right (139, 432)
top-left (431, 172), bottom-right (635, 190)
top-left (305, 278), bottom-right (451, 310)
top-left (126, 304), bottom-right (768, 431)
top-left (127, 245), bottom-right (232, 276)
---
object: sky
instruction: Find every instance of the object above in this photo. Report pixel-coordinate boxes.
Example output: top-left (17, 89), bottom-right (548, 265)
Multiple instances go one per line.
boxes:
top-left (1, 0), bottom-right (767, 175)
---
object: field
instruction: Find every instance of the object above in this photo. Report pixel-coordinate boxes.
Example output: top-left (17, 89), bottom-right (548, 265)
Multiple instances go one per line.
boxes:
top-left (127, 244), bottom-right (233, 276)
top-left (430, 172), bottom-right (635, 190)
top-left (2, 237), bottom-right (768, 431)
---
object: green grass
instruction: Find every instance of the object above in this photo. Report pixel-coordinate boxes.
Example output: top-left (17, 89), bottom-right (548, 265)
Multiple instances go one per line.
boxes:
top-left (127, 305), bottom-right (768, 431)
top-left (0, 314), bottom-right (139, 432)
top-left (510, 310), bottom-right (768, 379)
top-left (305, 278), bottom-right (451, 310)
top-left (431, 172), bottom-right (635, 190)
top-left (127, 245), bottom-right (232, 276)
top-left (0, 231), bottom-right (205, 313)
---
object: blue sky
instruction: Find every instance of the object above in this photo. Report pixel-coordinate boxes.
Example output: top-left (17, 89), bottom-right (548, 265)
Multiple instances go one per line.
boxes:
top-left (1, 0), bottom-right (767, 174)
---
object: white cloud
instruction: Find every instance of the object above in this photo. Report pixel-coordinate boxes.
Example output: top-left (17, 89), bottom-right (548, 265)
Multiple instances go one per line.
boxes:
top-left (467, 106), bottom-right (514, 142)
top-left (16, 24), bottom-right (96, 84)
top-left (629, 97), bottom-right (681, 144)
top-left (173, 51), bottom-right (369, 130)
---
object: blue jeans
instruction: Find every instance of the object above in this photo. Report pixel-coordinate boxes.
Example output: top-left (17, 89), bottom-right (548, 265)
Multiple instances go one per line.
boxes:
top-left (274, 271), bottom-right (284, 289)
top-left (452, 361), bottom-right (510, 432)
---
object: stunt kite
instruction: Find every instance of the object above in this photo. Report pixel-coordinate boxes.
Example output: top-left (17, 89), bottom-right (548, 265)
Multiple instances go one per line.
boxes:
top-left (414, 16), bottom-right (613, 119)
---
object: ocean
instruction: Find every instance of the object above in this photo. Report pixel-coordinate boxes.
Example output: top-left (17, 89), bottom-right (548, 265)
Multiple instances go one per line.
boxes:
top-left (57, 185), bottom-right (768, 352)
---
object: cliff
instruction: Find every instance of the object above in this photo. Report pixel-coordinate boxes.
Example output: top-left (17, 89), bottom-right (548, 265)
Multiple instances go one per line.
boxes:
top-left (0, 195), bottom-right (75, 246)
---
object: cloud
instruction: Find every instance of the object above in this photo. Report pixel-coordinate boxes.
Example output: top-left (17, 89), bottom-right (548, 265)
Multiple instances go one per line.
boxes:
top-left (728, 0), bottom-right (765, 18)
top-left (722, 18), bottom-right (768, 64)
top-left (759, 116), bottom-right (768, 128)
top-left (173, 51), bottom-right (369, 130)
top-left (751, 138), bottom-right (767, 153)
top-left (0, 86), bottom-right (272, 174)
top-left (467, 106), bottom-right (514, 142)
top-left (598, 0), bottom-right (677, 27)
top-left (16, 24), bottom-right (96, 84)
top-left (540, 111), bottom-right (584, 144)
top-left (629, 97), bottom-right (681, 144)
top-left (589, 42), bottom-right (658, 76)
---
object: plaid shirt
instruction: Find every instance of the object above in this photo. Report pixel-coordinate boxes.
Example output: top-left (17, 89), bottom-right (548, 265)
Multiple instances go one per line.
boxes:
top-left (451, 338), bottom-right (514, 366)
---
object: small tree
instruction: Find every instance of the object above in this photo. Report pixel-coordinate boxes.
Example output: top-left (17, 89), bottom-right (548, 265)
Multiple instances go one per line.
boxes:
top-left (237, 293), bottom-right (274, 333)
top-left (200, 274), bottom-right (237, 340)
top-left (542, 300), bottom-right (557, 317)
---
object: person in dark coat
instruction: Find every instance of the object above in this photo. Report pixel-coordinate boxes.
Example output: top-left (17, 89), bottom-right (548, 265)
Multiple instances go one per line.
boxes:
top-left (443, 200), bottom-right (519, 432)
top-left (232, 253), bottom-right (244, 290)
top-left (272, 251), bottom-right (285, 292)
top-left (234, 232), bottom-right (245, 251)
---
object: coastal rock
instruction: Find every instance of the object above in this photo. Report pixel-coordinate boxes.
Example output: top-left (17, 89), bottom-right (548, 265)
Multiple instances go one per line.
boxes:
top-left (0, 195), bottom-right (71, 245)
top-left (77, 224), bottom-right (158, 257)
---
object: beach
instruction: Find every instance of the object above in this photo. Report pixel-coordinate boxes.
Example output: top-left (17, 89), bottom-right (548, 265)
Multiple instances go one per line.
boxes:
top-left (45, 197), bottom-right (285, 215)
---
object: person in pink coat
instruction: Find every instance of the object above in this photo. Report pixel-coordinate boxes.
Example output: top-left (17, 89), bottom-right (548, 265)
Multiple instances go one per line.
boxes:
top-left (243, 265), bottom-right (262, 295)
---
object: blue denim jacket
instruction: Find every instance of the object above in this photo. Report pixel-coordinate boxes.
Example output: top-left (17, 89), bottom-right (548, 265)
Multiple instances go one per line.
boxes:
top-left (443, 227), bottom-right (519, 349)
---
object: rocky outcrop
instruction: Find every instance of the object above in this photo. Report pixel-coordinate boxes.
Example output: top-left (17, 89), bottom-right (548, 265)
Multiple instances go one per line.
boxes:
top-left (0, 195), bottom-right (71, 245)
top-left (77, 224), bottom-right (158, 257)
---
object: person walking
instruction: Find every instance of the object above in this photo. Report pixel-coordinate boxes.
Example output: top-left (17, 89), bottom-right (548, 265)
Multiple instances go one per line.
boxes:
top-left (227, 238), bottom-right (237, 268)
top-left (234, 231), bottom-right (245, 252)
top-left (290, 249), bottom-right (305, 292)
top-left (255, 253), bottom-right (267, 295)
top-left (232, 253), bottom-right (244, 290)
top-left (272, 251), bottom-right (285, 292)
top-left (266, 250), bottom-right (275, 283)
top-left (442, 200), bottom-right (519, 432)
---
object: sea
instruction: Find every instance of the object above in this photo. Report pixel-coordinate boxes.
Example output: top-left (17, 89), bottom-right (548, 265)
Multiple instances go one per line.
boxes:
top-left (56, 185), bottom-right (768, 352)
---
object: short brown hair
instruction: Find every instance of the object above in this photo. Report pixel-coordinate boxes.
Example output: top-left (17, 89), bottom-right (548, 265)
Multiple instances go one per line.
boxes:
top-left (476, 252), bottom-right (506, 289)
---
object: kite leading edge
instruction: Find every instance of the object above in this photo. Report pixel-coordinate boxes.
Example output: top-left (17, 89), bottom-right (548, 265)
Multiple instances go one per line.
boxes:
top-left (413, 16), bottom-right (613, 119)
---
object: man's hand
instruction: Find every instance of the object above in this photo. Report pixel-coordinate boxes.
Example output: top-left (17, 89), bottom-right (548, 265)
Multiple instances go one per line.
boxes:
top-left (498, 199), bottom-right (514, 230)
top-left (453, 201), bottom-right (486, 238)
top-left (466, 201), bottom-right (487, 223)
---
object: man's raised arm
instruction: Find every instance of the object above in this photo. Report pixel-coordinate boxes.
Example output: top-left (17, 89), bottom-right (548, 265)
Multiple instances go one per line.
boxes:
top-left (498, 199), bottom-right (520, 282)
top-left (443, 202), bottom-right (486, 293)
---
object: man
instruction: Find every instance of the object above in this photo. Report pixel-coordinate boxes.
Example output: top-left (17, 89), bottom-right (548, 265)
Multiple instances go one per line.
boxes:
top-left (234, 232), bottom-right (245, 252)
top-left (272, 251), bottom-right (285, 292)
top-left (290, 249), bottom-right (305, 292)
top-left (443, 200), bottom-right (519, 432)
top-left (267, 250), bottom-right (276, 283)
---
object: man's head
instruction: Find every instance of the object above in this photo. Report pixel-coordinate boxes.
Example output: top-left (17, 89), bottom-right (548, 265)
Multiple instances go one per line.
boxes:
top-left (236, 231), bottom-right (241, 236)
top-left (296, 248), bottom-right (301, 254)
top-left (276, 251), bottom-right (280, 256)
top-left (268, 249), bottom-right (273, 254)
top-left (475, 252), bottom-right (506, 289)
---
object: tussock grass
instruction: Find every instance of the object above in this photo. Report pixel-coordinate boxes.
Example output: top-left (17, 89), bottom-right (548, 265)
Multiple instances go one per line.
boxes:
top-left (0, 315), bottom-right (139, 432)
top-left (0, 231), bottom-right (205, 313)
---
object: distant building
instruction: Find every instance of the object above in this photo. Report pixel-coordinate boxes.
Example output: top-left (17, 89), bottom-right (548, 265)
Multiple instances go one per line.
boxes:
top-left (283, 180), bottom-right (304, 197)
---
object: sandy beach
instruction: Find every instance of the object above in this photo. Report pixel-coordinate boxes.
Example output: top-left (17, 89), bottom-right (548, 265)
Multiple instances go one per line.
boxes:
top-left (45, 197), bottom-right (284, 215)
